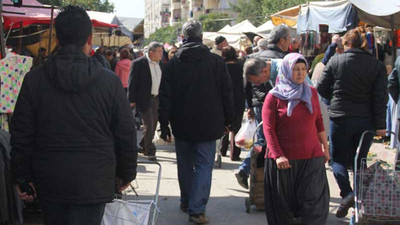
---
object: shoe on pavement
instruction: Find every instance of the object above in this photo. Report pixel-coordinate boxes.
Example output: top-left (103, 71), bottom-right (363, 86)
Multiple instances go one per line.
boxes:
top-left (235, 170), bottom-right (248, 189)
top-left (180, 203), bottom-right (188, 213)
top-left (146, 155), bottom-right (157, 161)
top-left (336, 192), bottom-right (355, 218)
top-left (137, 147), bottom-right (146, 154)
top-left (231, 157), bottom-right (241, 161)
top-left (189, 213), bottom-right (209, 224)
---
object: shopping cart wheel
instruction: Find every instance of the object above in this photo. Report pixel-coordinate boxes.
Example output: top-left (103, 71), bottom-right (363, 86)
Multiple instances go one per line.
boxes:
top-left (245, 198), bottom-right (251, 213)
top-left (215, 155), bottom-right (222, 168)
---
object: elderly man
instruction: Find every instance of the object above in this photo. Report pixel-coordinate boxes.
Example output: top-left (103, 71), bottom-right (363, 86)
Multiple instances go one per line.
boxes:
top-left (250, 25), bottom-right (291, 61)
top-left (235, 26), bottom-right (290, 189)
top-left (128, 42), bottom-right (164, 161)
top-left (159, 20), bottom-right (234, 224)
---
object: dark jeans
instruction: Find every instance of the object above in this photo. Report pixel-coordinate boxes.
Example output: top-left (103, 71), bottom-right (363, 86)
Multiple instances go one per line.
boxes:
top-left (41, 201), bottom-right (106, 225)
top-left (175, 139), bottom-right (216, 215)
top-left (329, 117), bottom-right (374, 198)
top-left (253, 105), bottom-right (265, 146)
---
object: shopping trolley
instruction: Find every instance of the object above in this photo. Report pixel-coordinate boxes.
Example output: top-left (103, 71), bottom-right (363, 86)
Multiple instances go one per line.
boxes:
top-left (102, 161), bottom-right (162, 225)
top-left (245, 121), bottom-right (264, 213)
top-left (351, 130), bottom-right (400, 225)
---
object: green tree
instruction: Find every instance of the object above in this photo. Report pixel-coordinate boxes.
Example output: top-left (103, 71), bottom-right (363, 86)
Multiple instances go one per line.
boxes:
top-left (230, 0), bottom-right (265, 26)
top-left (37, 0), bottom-right (114, 13)
top-left (231, 0), bottom-right (324, 26)
top-left (198, 12), bottom-right (231, 32)
top-left (261, 0), bottom-right (309, 17)
top-left (144, 25), bottom-right (181, 46)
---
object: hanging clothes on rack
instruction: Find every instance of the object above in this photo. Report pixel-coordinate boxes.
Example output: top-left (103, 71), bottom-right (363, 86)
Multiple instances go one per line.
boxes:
top-left (0, 52), bottom-right (33, 131)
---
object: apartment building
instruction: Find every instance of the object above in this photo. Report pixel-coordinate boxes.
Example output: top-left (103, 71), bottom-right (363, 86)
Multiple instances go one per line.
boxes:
top-left (145, 0), bottom-right (238, 37)
top-left (144, 0), bottom-right (171, 38)
top-left (171, 0), bottom-right (238, 25)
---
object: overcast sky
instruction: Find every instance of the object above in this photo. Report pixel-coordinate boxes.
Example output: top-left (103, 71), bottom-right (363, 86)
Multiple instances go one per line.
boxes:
top-left (109, 0), bottom-right (144, 18)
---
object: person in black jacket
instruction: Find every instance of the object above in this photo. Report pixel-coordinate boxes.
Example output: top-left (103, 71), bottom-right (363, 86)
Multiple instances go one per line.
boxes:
top-left (220, 46), bottom-right (246, 161)
top-left (317, 27), bottom-right (387, 219)
top-left (10, 6), bottom-right (137, 225)
top-left (158, 20), bottom-right (234, 224)
top-left (128, 42), bottom-right (164, 161)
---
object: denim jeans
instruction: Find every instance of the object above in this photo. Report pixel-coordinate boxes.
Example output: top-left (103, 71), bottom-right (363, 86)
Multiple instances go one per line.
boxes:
top-left (239, 105), bottom-right (265, 177)
top-left (175, 139), bottom-right (216, 215)
top-left (329, 117), bottom-right (374, 198)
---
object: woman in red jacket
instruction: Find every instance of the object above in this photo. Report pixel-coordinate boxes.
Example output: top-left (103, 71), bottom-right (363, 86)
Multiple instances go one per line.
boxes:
top-left (262, 53), bottom-right (330, 225)
top-left (115, 48), bottom-right (131, 92)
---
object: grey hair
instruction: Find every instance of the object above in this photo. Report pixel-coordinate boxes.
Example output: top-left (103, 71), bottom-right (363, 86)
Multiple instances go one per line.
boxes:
top-left (257, 38), bottom-right (269, 50)
top-left (148, 42), bottom-right (163, 52)
top-left (268, 25), bottom-right (290, 44)
top-left (182, 20), bottom-right (202, 39)
top-left (243, 58), bottom-right (267, 78)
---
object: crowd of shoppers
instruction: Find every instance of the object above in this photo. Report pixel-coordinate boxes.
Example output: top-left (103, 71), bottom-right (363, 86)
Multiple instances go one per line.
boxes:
top-left (7, 5), bottom-right (393, 225)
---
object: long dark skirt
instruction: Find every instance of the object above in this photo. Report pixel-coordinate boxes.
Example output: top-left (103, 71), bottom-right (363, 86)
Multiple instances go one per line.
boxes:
top-left (264, 156), bottom-right (330, 225)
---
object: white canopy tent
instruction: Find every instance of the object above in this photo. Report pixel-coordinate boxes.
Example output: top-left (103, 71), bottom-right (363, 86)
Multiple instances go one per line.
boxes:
top-left (349, 0), bottom-right (400, 64)
top-left (218, 24), bottom-right (232, 33)
top-left (218, 19), bottom-right (257, 34)
top-left (255, 20), bottom-right (275, 33)
top-left (349, 0), bottom-right (400, 29)
top-left (87, 10), bottom-right (116, 25)
top-left (203, 32), bottom-right (245, 49)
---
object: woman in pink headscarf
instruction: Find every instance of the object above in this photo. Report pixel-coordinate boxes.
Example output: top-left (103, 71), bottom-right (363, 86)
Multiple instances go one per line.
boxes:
top-left (262, 53), bottom-right (330, 225)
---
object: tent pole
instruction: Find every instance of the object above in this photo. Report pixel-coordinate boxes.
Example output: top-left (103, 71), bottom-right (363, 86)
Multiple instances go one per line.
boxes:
top-left (391, 15), bottom-right (396, 66)
top-left (0, 0), bottom-right (6, 58)
top-left (17, 22), bottom-right (23, 54)
top-left (48, 5), bottom-right (54, 56)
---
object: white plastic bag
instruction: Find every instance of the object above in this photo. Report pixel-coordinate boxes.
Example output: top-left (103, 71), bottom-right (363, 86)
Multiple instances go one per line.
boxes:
top-left (102, 199), bottom-right (151, 225)
top-left (235, 119), bottom-right (257, 149)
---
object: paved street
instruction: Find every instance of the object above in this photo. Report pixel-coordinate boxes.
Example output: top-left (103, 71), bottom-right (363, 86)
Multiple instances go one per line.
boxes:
top-left (23, 131), bottom-right (391, 225)
top-left (134, 142), bottom-right (353, 225)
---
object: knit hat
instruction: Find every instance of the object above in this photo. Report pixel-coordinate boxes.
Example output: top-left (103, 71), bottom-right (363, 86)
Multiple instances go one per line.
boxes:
top-left (215, 36), bottom-right (226, 45)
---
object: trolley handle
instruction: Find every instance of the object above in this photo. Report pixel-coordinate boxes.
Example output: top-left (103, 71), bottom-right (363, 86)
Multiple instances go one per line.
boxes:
top-left (136, 161), bottom-right (162, 206)
top-left (355, 130), bottom-right (395, 169)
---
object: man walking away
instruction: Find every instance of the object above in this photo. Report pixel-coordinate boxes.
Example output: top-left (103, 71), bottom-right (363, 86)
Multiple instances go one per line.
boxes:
top-left (159, 20), bottom-right (234, 224)
top-left (128, 42), bottom-right (164, 161)
top-left (10, 6), bottom-right (137, 225)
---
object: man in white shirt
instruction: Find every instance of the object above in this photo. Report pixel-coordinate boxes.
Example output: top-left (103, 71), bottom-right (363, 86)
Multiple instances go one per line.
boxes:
top-left (128, 42), bottom-right (164, 160)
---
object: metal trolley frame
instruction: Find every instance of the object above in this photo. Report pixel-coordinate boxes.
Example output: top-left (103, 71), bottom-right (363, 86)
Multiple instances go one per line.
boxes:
top-left (102, 161), bottom-right (162, 225)
top-left (351, 131), bottom-right (400, 225)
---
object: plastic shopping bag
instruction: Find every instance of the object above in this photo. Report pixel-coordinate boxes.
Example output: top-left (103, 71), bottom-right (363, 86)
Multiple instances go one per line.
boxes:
top-left (235, 119), bottom-right (257, 149)
top-left (102, 199), bottom-right (151, 225)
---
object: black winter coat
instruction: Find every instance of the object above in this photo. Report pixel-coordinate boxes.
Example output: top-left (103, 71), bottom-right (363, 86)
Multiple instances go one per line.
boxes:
top-left (10, 45), bottom-right (137, 204)
top-left (316, 48), bottom-right (388, 129)
top-left (227, 63), bottom-right (245, 117)
top-left (159, 41), bottom-right (234, 142)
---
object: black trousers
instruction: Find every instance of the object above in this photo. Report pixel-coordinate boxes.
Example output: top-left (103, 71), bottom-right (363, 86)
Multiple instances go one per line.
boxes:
top-left (220, 114), bottom-right (243, 159)
top-left (264, 157), bottom-right (329, 225)
top-left (41, 201), bottom-right (106, 225)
